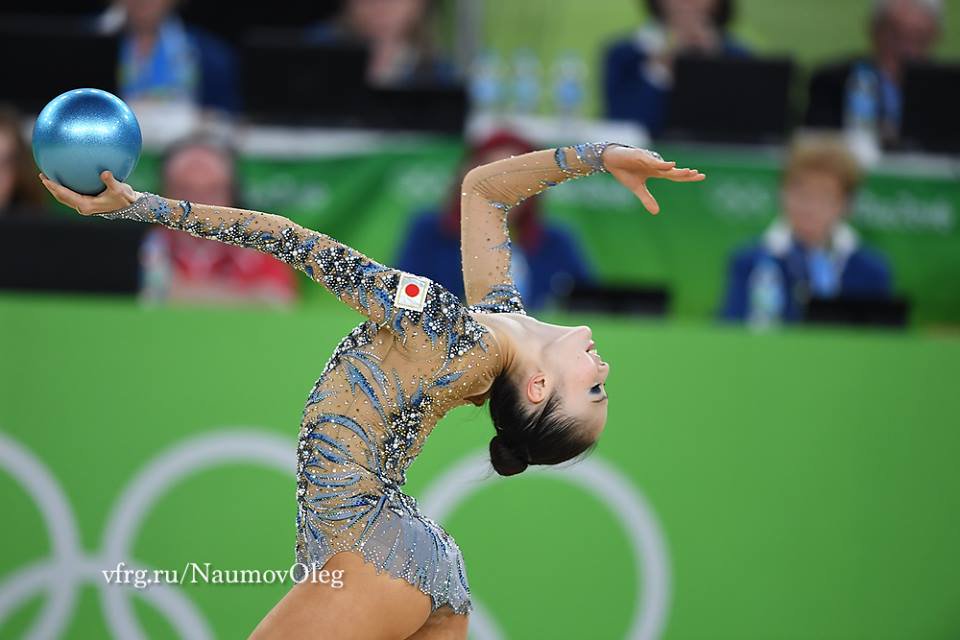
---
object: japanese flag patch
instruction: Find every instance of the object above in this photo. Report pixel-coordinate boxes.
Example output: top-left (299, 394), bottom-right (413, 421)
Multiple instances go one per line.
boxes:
top-left (394, 273), bottom-right (431, 312)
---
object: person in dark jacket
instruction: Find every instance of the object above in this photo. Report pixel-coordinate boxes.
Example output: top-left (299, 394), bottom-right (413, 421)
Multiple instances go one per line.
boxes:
top-left (720, 134), bottom-right (893, 323)
top-left (395, 130), bottom-right (596, 311)
top-left (805, 0), bottom-right (942, 147)
top-left (99, 0), bottom-right (241, 113)
top-left (602, 0), bottom-right (750, 137)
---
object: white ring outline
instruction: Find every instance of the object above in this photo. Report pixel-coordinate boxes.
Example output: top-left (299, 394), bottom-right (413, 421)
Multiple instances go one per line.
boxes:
top-left (1, 429), bottom-right (670, 639)
top-left (420, 453), bottom-right (671, 640)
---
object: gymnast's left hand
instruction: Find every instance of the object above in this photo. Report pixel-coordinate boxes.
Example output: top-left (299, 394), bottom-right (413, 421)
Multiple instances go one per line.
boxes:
top-left (602, 145), bottom-right (706, 215)
top-left (38, 170), bottom-right (141, 216)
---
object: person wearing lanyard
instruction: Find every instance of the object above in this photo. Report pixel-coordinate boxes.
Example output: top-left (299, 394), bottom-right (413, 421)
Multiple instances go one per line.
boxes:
top-left (720, 134), bottom-right (894, 323)
top-left (98, 0), bottom-right (241, 114)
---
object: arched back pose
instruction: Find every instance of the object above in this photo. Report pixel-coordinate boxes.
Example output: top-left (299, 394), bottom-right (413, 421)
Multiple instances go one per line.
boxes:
top-left (39, 143), bottom-right (703, 639)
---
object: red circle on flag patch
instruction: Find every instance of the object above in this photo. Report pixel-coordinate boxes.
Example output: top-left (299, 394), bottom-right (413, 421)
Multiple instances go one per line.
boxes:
top-left (404, 283), bottom-right (421, 297)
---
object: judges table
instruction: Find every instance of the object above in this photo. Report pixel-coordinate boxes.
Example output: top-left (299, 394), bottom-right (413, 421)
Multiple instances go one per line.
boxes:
top-left (1, 294), bottom-right (957, 639)
top-left (81, 117), bottom-right (960, 327)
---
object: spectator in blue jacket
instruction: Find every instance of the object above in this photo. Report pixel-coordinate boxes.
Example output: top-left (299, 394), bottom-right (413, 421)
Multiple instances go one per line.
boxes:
top-left (98, 0), bottom-right (241, 114)
top-left (720, 134), bottom-right (893, 323)
top-left (805, 0), bottom-right (943, 147)
top-left (395, 130), bottom-right (596, 311)
top-left (603, 0), bottom-right (749, 137)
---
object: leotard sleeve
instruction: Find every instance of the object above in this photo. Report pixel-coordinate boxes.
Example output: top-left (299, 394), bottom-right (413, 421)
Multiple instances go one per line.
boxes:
top-left (459, 142), bottom-right (622, 314)
top-left (100, 195), bottom-right (426, 329)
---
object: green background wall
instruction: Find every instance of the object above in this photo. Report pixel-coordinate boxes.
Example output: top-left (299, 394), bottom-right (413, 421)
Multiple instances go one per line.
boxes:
top-left (2, 295), bottom-right (958, 638)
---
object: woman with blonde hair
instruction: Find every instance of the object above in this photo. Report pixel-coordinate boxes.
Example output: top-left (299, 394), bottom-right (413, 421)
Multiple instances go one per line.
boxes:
top-left (720, 134), bottom-right (893, 323)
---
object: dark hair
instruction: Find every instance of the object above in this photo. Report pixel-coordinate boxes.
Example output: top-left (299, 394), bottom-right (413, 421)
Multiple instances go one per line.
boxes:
top-left (642, 0), bottom-right (735, 29)
top-left (487, 372), bottom-right (597, 477)
top-left (0, 104), bottom-right (46, 210)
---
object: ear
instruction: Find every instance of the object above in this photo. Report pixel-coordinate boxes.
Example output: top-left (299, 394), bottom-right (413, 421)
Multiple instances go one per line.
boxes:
top-left (525, 372), bottom-right (548, 404)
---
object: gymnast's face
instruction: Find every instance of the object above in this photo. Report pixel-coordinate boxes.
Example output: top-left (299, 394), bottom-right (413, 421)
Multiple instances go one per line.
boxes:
top-left (525, 323), bottom-right (610, 441)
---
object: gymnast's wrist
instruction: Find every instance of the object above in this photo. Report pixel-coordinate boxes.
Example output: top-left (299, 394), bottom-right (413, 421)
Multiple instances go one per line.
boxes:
top-left (599, 142), bottom-right (632, 171)
top-left (556, 142), bottom-right (617, 175)
top-left (99, 191), bottom-right (152, 220)
top-left (597, 142), bottom-right (648, 173)
top-left (600, 144), bottom-right (664, 172)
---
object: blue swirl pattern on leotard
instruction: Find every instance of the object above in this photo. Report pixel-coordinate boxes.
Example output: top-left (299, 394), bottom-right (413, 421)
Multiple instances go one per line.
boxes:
top-left (99, 142), bottom-right (635, 617)
top-left (102, 194), bottom-right (495, 615)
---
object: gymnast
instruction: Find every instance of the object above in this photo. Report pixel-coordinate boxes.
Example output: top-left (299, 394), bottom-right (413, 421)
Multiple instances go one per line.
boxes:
top-left (39, 142), bottom-right (704, 639)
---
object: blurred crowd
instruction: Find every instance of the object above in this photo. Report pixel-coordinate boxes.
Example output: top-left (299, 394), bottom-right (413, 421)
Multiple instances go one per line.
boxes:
top-left (1, 0), bottom-right (954, 326)
top-left (604, 0), bottom-right (943, 145)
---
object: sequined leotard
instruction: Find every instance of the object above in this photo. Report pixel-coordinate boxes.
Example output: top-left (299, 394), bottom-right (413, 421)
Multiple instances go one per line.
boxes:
top-left (99, 142), bottom-right (618, 615)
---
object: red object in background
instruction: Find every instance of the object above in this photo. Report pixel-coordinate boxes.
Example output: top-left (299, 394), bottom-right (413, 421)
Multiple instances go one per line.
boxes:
top-left (145, 227), bottom-right (298, 303)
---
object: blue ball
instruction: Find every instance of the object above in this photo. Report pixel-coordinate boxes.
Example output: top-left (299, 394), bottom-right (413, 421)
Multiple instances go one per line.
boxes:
top-left (32, 88), bottom-right (142, 196)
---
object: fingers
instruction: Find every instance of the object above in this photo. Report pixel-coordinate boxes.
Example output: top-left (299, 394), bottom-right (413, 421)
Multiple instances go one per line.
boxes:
top-left (98, 170), bottom-right (127, 206)
top-left (660, 167), bottom-right (706, 182)
top-left (38, 173), bottom-right (103, 214)
top-left (101, 170), bottom-right (120, 190)
top-left (635, 154), bottom-right (676, 172)
top-left (634, 182), bottom-right (660, 215)
top-left (39, 173), bottom-right (81, 209)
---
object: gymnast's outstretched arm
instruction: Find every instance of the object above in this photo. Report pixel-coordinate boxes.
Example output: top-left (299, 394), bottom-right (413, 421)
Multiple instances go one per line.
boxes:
top-left (38, 171), bottom-right (415, 326)
top-left (459, 142), bottom-right (705, 310)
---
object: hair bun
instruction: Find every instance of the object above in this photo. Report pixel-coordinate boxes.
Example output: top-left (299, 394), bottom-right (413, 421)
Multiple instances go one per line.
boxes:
top-left (489, 434), bottom-right (528, 477)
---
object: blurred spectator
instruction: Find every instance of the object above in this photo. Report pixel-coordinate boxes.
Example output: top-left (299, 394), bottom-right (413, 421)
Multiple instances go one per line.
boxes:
top-left (602, 0), bottom-right (749, 136)
top-left (805, 0), bottom-right (943, 146)
top-left (97, 0), bottom-right (241, 114)
top-left (720, 134), bottom-right (893, 324)
top-left (0, 106), bottom-right (46, 216)
top-left (395, 130), bottom-right (596, 311)
top-left (140, 134), bottom-right (297, 307)
top-left (307, 0), bottom-right (457, 86)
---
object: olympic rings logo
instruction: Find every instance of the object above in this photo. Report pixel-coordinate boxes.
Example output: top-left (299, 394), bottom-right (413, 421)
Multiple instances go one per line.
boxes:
top-left (0, 428), bottom-right (670, 639)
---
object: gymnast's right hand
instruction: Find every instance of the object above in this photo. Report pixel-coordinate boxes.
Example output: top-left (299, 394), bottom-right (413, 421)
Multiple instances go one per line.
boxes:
top-left (602, 145), bottom-right (706, 215)
top-left (38, 171), bottom-right (141, 216)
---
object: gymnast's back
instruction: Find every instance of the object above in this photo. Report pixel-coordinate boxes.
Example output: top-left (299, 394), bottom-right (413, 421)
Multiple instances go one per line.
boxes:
top-left (298, 273), bottom-right (516, 487)
top-left (98, 143), bottom-right (610, 614)
top-left (288, 265), bottom-right (515, 615)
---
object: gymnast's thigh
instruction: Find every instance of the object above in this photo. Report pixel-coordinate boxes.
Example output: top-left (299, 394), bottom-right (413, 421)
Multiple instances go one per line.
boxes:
top-left (248, 550), bottom-right (433, 640)
top-left (405, 605), bottom-right (469, 640)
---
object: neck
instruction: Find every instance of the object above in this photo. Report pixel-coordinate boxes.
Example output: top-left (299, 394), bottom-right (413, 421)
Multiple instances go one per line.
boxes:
top-left (469, 311), bottom-right (542, 378)
top-left (455, 312), bottom-right (523, 406)
top-left (794, 229), bottom-right (833, 250)
top-left (873, 49), bottom-right (902, 84)
top-left (134, 31), bottom-right (156, 54)
top-left (797, 238), bottom-right (826, 251)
